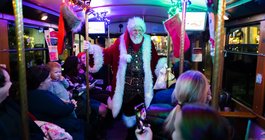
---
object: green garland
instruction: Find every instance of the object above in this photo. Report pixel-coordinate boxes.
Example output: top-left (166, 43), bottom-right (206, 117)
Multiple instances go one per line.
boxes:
top-left (168, 0), bottom-right (191, 17)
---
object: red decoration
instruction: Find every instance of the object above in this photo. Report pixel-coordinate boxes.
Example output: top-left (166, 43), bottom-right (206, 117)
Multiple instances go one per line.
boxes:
top-left (57, 3), bottom-right (66, 55)
top-left (164, 14), bottom-right (190, 58)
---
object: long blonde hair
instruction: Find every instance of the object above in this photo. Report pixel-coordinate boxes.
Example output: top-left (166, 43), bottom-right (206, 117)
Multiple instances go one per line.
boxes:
top-left (164, 70), bottom-right (210, 134)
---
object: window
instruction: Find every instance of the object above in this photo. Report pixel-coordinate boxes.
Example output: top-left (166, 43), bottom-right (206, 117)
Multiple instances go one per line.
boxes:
top-left (151, 36), bottom-right (168, 56)
top-left (228, 25), bottom-right (259, 45)
top-left (223, 25), bottom-right (259, 107)
top-left (8, 24), bottom-right (47, 81)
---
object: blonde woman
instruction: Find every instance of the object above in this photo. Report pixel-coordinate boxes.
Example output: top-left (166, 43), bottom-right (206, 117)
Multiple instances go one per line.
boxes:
top-left (164, 70), bottom-right (212, 135)
top-left (136, 70), bottom-right (213, 140)
top-left (136, 104), bottom-right (231, 140)
top-left (0, 66), bottom-right (45, 139)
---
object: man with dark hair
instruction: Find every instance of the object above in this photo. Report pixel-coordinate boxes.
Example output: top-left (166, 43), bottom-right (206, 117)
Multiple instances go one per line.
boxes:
top-left (151, 60), bottom-right (191, 105)
top-left (172, 60), bottom-right (192, 78)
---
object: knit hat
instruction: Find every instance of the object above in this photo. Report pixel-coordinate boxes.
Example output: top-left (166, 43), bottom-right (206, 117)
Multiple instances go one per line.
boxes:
top-left (127, 17), bottom-right (146, 33)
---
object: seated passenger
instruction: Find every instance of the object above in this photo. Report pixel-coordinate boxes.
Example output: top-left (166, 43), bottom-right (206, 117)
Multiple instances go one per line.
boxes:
top-left (47, 61), bottom-right (77, 118)
top-left (77, 52), bottom-right (110, 103)
top-left (164, 70), bottom-right (212, 135)
top-left (26, 65), bottom-right (84, 140)
top-left (151, 60), bottom-right (191, 105)
top-left (62, 56), bottom-right (108, 119)
top-left (63, 55), bottom-right (110, 139)
top-left (136, 104), bottom-right (232, 140)
top-left (62, 55), bottom-right (86, 85)
top-left (0, 66), bottom-right (44, 139)
top-left (78, 51), bottom-right (112, 90)
top-left (77, 52), bottom-right (87, 76)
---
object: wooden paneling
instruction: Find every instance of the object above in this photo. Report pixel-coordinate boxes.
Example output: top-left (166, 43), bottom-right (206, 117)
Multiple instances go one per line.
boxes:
top-left (253, 21), bottom-right (265, 115)
top-left (219, 111), bottom-right (256, 118)
top-left (225, 13), bottom-right (265, 28)
top-left (232, 98), bottom-right (265, 129)
top-left (0, 19), bottom-right (10, 70)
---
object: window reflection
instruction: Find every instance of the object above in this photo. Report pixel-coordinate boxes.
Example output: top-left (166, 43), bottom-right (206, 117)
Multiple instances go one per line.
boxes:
top-left (8, 25), bottom-right (47, 81)
top-left (223, 52), bottom-right (257, 107)
top-left (223, 25), bottom-right (259, 107)
top-left (151, 36), bottom-right (168, 56)
top-left (228, 25), bottom-right (260, 45)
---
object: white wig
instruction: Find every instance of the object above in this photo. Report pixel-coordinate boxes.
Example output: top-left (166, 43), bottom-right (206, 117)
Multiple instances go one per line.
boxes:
top-left (127, 17), bottom-right (146, 33)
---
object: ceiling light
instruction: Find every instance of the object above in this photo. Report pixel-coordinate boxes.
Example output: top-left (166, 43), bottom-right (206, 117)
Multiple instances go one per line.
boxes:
top-left (41, 13), bottom-right (48, 21)
top-left (224, 12), bottom-right (230, 20)
top-left (223, 15), bottom-right (229, 20)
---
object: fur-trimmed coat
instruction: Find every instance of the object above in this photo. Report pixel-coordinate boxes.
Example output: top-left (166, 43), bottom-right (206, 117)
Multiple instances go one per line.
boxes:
top-left (90, 31), bottom-right (166, 118)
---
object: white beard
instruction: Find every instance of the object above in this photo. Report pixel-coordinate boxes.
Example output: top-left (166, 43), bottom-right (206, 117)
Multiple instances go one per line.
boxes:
top-left (130, 35), bottom-right (143, 44)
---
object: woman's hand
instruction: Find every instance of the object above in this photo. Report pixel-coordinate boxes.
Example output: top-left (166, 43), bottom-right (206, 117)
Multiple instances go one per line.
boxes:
top-left (135, 126), bottom-right (153, 140)
top-left (98, 103), bottom-right (108, 118)
top-left (71, 99), bottom-right (77, 108)
top-left (89, 82), bottom-right (96, 89)
top-left (106, 85), bottom-right (112, 92)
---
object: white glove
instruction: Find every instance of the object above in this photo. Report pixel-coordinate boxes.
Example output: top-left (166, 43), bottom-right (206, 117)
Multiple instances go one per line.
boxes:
top-left (107, 96), bottom-right (113, 109)
top-left (120, 54), bottom-right (132, 63)
top-left (83, 40), bottom-right (94, 53)
top-left (159, 64), bottom-right (168, 74)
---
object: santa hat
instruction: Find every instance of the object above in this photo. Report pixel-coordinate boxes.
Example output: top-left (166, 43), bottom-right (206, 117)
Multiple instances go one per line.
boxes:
top-left (127, 17), bottom-right (146, 33)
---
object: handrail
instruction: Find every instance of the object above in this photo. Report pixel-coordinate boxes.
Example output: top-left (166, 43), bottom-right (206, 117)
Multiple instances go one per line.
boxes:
top-left (232, 98), bottom-right (255, 113)
top-left (219, 97), bottom-right (256, 118)
top-left (0, 48), bottom-right (48, 52)
top-left (230, 97), bottom-right (265, 129)
top-left (12, 0), bottom-right (29, 139)
top-left (224, 50), bottom-right (265, 57)
top-left (0, 13), bottom-right (58, 29)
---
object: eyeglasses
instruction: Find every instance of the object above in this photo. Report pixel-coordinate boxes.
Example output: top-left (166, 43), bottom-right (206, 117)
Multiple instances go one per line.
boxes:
top-left (132, 29), bottom-right (143, 34)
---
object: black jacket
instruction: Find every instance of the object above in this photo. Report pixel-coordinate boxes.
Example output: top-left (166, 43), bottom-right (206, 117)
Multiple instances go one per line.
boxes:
top-left (0, 97), bottom-right (44, 140)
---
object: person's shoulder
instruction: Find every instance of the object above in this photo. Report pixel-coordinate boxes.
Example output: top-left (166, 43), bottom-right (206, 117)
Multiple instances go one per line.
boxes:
top-left (51, 80), bottom-right (64, 86)
top-left (155, 87), bottom-right (174, 95)
top-left (50, 80), bottom-right (58, 85)
top-left (0, 98), bottom-right (15, 115)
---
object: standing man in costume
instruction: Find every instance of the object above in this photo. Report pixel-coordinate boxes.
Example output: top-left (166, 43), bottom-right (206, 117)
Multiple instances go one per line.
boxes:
top-left (85, 17), bottom-right (166, 127)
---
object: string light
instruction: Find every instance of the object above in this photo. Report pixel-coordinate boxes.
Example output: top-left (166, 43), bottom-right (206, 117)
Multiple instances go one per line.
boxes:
top-left (168, 0), bottom-right (191, 17)
top-left (70, 0), bottom-right (110, 25)
top-left (88, 9), bottom-right (110, 25)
